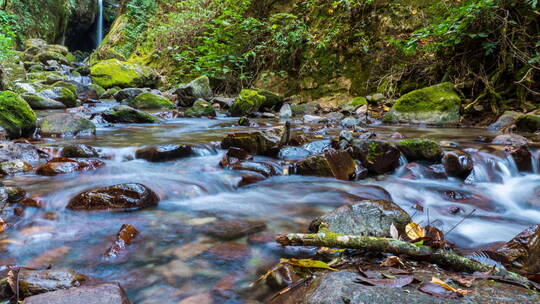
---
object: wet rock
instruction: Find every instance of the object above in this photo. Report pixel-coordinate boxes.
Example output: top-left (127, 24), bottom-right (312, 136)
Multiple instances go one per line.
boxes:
top-left (128, 92), bottom-right (175, 110)
top-left (60, 144), bottom-right (99, 158)
top-left (491, 134), bottom-right (529, 146)
top-left (340, 117), bottom-right (363, 129)
top-left (254, 88), bottom-right (284, 110)
top-left (184, 99), bottom-right (216, 117)
top-left (442, 150), bottom-right (473, 179)
top-left (278, 146), bottom-right (311, 160)
top-left (102, 105), bottom-right (159, 123)
top-left (39, 113), bottom-right (96, 137)
top-left (496, 225), bottom-right (540, 274)
top-left (396, 139), bottom-right (442, 162)
top-left (36, 158), bottom-right (105, 176)
top-left (174, 76), bottom-right (213, 107)
top-left (231, 160), bottom-right (281, 177)
top-left (349, 140), bottom-right (401, 174)
top-left (39, 87), bottom-right (80, 108)
top-left (238, 173), bottom-right (266, 186)
top-left (302, 140), bottom-right (332, 155)
top-left (23, 283), bottom-right (132, 304)
top-left (0, 160), bottom-right (32, 175)
top-left (67, 183), bottom-right (159, 211)
top-left (135, 144), bottom-right (194, 162)
top-left (90, 59), bottom-right (159, 89)
top-left (303, 115), bottom-right (327, 124)
top-left (310, 199), bottom-right (411, 237)
top-left (515, 114), bottom-right (540, 133)
top-left (0, 141), bottom-right (43, 163)
top-left (21, 93), bottom-right (67, 110)
top-left (351, 161), bottom-right (369, 180)
top-left (113, 88), bottom-right (145, 102)
top-left (279, 104), bottom-right (293, 118)
top-left (212, 97), bottom-right (234, 109)
top-left (488, 111), bottom-right (520, 131)
top-left (5, 186), bottom-right (27, 203)
top-left (221, 127), bottom-right (284, 155)
top-left (104, 224), bottom-right (139, 258)
top-left (200, 219), bottom-right (266, 240)
top-left (18, 197), bottom-right (43, 208)
top-left (219, 147), bottom-right (252, 167)
top-left (295, 150), bottom-right (355, 181)
top-left (18, 268), bottom-right (87, 298)
top-left (505, 145), bottom-right (532, 172)
top-left (0, 91), bottom-right (37, 139)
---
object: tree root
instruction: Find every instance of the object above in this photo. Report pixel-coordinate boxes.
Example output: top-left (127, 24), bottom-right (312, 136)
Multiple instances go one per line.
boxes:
top-left (276, 232), bottom-right (536, 290)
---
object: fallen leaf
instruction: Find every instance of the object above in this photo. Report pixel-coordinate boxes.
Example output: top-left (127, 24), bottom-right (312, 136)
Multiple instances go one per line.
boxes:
top-left (419, 282), bottom-right (462, 298)
top-left (355, 275), bottom-right (416, 288)
top-left (390, 223), bottom-right (399, 240)
top-left (0, 218), bottom-right (5, 233)
top-left (280, 258), bottom-right (336, 271)
top-left (405, 222), bottom-right (425, 241)
top-left (381, 256), bottom-right (405, 268)
top-left (431, 277), bottom-right (469, 296)
top-left (450, 275), bottom-right (475, 287)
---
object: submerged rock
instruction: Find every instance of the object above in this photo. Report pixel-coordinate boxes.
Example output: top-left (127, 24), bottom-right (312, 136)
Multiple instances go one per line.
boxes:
top-left (442, 150), bottom-right (473, 179)
top-left (0, 91), bottom-right (37, 139)
top-left (90, 59), bottom-right (159, 89)
top-left (18, 268), bottom-right (87, 298)
top-left (39, 113), bottom-right (95, 137)
top-left (309, 199), bottom-right (411, 237)
top-left (67, 183), bottom-right (159, 211)
top-left (36, 158), bottom-right (105, 176)
top-left (102, 105), bottom-right (159, 123)
top-left (200, 219), bottom-right (266, 240)
top-left (349, 140), bottom-right (401, 174)
top-left (60, 144), bottom-right (99, 158)
top-left (135, 144), bottom-right (194, 162)
top-left (23, 283), bottom-right (132, 304)
top-left (174, 76), bottom-right (213, 107)
top-left (396, 139), bottom-right (442, 162)
top-left (385, 82), bottom-right (461, 125)
top-left (128, 92), bottom-right (175, 110)
top-left (294, 150), bottom-right (355, 181)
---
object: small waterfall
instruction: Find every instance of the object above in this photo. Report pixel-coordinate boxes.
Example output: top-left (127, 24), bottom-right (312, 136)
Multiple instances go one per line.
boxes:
top-left (96, 0), bottom-right (104, 47)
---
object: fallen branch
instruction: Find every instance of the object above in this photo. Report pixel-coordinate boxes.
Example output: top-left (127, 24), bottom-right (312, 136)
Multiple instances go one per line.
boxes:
top-left (276, 232), bottom-right (536, 290)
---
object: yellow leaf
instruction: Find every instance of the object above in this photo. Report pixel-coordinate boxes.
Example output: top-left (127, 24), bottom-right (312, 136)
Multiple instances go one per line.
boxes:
top-left (411, 9), bottom-right (418, 14)
top-left (383, 106), bottom-right (391, 111)
top-left (280, 258), bottom-right (336, 270)
top-left (431, 277), bottom-right (457, 292)
top-left (405, 222), bottom-right (425, 240)
top-left (0, 218), bottom-right (5, 233)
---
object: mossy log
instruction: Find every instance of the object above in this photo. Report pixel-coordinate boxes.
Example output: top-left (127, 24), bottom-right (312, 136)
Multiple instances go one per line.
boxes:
top-left (276, 232), bottom-right (536, 289)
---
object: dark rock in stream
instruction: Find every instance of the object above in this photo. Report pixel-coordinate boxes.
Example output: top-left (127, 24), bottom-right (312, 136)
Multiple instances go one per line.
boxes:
top-left (67, 183), bottom-right (159, 211)
top-left (113, 88), bottom-right (145, 102)
top-left (309, 199), bottom-right (411, 237)
top-left (221, 127), bottom-right (285, 155)
top-left (200, 219), bottom-right (267, 240)
top-left (491, 134), bottom-right (529, 146)
top-left (36, 158), bottom-right (105, 176)
top-left (442, 150), bottom-right (474, 179)
top-left (23, 283), bottom-right (132, 304)
top-left (39, 113), bottom-right (96, 137)
top-left (349, 140), bottom-right (401, 174)
top-left (60, 144), bottom-right (99, 158)
top-left (505, 145), bottom-right (532, 172)
top-left (104, 224), bottom-right (139, 259)
top-left (496, 224), bottom-right (540, 274)
top-left (278, 146), bottom-right (311, 160)
top-left (231, 160), bottom-right (282, 177)
top-left (396, 139), bottom-right (442, 162)
top-left (174, 76), bottom-right (213, 107)
top-left (102, 105), bottom-right (159, 124)
top-left (294, 150), bottom-right (355, 181)
top-left (18, 268), bottom-right (87, 298)
top-left (0, 159), bottom-right (32, 175)
top-left (135, 144), bottom-right (194, 162)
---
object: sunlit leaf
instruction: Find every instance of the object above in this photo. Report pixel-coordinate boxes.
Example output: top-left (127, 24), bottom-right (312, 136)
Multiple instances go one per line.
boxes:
top-left (381, 255), bottom-right (405, 268)
top-left (280, 258), bottom-right (336, 270)
top-left (405, 222), bottom-right (425, 240)
top-left (390, 223), bottom-right (399, 240)
top-left (0, 218), bottom-right (5, 233)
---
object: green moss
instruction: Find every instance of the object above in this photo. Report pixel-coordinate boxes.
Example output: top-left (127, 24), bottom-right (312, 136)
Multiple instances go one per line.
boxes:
top-left (90, 59), bottom-right (158, 89)
top-left (230, 89), bottom-right (266, 116)
top-left (107, 105), bottom-right (159, 123)
top-left (0, 91), bottom-right (37, 138)
top-left (393, 82), bottom-right (460, 113)
top-left (52, 81), bottom-right (77, 95)
top-left (184, 100), bottom-right (216, 117)
top-left (346, 97), bottom-right (368, 108)
top-left (56, 87), bottom-right (80, 107)
top-left (34, 51), bottom-right (69, 65)
top-left (128, 92), bottom-right (174, 109)
top-left (254, 88), bottom-right (283, 109)
top-left (515, 114), bottom-right (540, 133)
top-left (397, 139), bottom-right (442, 161)
top-left (88, 84), bottom-right (106, 97)
top-left (367, 141), bottom-right (382, 164)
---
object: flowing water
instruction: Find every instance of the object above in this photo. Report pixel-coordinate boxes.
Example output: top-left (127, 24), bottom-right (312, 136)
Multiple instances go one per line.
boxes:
top-left (1, 102), bottom-right (539, 303)
top-left (96, 0), bottom-right (104, 47)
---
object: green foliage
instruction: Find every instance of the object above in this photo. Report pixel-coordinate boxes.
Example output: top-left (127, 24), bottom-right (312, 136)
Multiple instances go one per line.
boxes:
top-left (0, 11), bottom-right (18, 62)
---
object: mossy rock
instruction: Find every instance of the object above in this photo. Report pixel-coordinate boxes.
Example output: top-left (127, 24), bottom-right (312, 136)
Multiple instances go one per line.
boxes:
top-left (88, 84), bottom-right (106, 97)
top-left (27, 71), bottom-right (66, 83)
top-left (21, 93), bottom-right (66, 110)
top-left (396, 139), bottom-right (442, 162)
top-left (174, 75), bottom-right (213, 107)
top-left (341, 97), bottom-right (368, 111)
top-left (128, 93), bottom-right (174, 109)
top-left (44, 45), bottom-right (69, 56)
top-left (184, 100), bottom-right (216, 117)
top-left (52, 81), bottom-right (78, 95)
top-left (102, 105), bottom-right (159, 123)
top-left (230, 89), bottom-right (266, 116)
top-left (27, 65), bottom-right (45, 73)
top-left (0, 91), bottom-right (38, 139)
top-left (515, 114), bottom-right (540, 133)
top-left (24, 39), bottom-right (47, 50)
top-left (55, 87), bottom-right (80, 108)
top-left (388, 82), bottom-right (461, 125)
top-left (254, 88), bottom-right (283, 110)
top-left (39, 113), bottom-right (96, 137)
top-left (34, 51), bottom-right (70, 65)
top-left (101, 87), bottom-right (120, 99)
top-left (90, 59), bottom-right (159, 89)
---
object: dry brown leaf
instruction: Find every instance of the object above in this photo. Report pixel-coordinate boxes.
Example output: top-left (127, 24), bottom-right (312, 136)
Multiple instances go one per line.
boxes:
top-left (381, 256), bottom-right (405, 268)
top-left (405, 222), bottom-right (425, 240)
top-left (0, 218), bottom-right (5, 233)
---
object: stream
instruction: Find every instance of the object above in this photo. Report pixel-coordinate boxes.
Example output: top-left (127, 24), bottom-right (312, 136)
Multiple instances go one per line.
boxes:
top-left (0, 96), bottom-right (539, 302)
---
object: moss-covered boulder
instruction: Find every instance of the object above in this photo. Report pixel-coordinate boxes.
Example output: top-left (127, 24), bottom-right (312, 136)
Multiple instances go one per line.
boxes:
top-left (349, 140), bottom-right (401, 174)
top-left (184, 100), bottom-right (216, 117)
top-left (40, 87), bottom-right (80, 108)
top-left (90, 59), bottom-right (159, 89)
top-left (0, 91), bottom-right (37, 139)
top-left (515, 114), bottom-right (540, 133)
top-left (294, 150), bottom-right (356, 181)
top-left (128, 93), bottom-right (174, 109)
top-left (88, 84), bottom-right (105, 98)
top-left (102, 105), bottom-right (159, 124)
top-left (230, 89), bottom-right (266, 116)
top-left (396, 139), bottom-right (442, 162)
top-left (21, 93), bottom-right (67, 110)
top-left (254, 88), bottom-right (283, 110)
top-left (386, 82), bottom-right (461, 125)
top-left (44, 44), bottom-right (69, 56)
top-left (174, 76), bottom-right (213, 107)
top-left (39, 113), bottom-right (96, 137)
top-left (52, 81), bottom-right (77, 95)
top-left (34, 51), bottom-right (70, 65)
